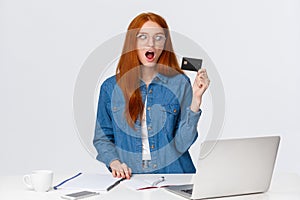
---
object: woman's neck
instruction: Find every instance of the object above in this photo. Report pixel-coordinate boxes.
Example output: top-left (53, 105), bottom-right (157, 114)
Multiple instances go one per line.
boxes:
top-left (141, 65), bottom-right (158, 86)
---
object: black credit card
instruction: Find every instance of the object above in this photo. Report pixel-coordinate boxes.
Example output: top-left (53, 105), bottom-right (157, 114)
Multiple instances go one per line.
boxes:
top-left (181, 57), bottom-right (202, 72)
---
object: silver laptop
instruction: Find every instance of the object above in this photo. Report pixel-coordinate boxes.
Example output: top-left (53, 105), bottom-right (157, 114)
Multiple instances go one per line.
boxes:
top-left (165, 136), bottom-right (280, 199)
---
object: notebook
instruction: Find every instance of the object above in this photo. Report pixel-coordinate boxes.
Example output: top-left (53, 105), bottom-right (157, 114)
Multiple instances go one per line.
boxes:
top-left (164, 136), bottom-right (280, 199)
top-left (53, 173), bottom-right (121, 192)
top-left (124, 174), bottom-right (193, 190)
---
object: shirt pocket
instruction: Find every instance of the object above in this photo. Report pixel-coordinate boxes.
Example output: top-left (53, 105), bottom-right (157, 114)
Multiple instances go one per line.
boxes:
top-left (160, 103), bottom-right (180, 136)
top-left (111, 105), bottom-right (139, 138)
top-left (111, 105), bottom-right (127, 133)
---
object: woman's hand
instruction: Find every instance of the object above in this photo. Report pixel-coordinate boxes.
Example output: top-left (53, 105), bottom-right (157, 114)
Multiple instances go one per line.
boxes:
top-left (109, 160), bottom-right (132, 179)
top-left (191, 68), bottom-right (210, 112)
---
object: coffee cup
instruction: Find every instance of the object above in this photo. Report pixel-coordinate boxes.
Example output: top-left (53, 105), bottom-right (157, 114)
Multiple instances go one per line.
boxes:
top-left (23, 170), bottom-right (53, 192)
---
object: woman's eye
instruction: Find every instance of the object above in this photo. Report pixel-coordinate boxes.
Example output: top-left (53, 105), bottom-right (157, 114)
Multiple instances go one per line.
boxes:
top-left (155, 35), bottom-right (165, 41)
top-left (155, 36), bottom-right (161, 41)
top-left (138, 34), bottom-right (147, 40)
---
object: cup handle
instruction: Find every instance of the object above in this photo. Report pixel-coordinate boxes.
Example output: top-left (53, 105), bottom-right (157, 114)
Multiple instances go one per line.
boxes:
top-left (23, 175), bottom-right (34, 190)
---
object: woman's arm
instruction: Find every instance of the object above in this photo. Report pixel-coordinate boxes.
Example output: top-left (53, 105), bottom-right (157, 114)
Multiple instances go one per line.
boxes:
top-left (173, 69), bottom-right (210, 153)
top-left (190, 68), bottom-right (210, 112)
top-left (93, 83), bottom-right (119, 168)
top-left (93, 81), bottom-right (131, 179)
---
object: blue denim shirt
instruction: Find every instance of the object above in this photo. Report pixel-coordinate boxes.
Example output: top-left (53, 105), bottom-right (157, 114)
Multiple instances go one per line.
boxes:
top-left (93, 73), bottom-right (201, 174)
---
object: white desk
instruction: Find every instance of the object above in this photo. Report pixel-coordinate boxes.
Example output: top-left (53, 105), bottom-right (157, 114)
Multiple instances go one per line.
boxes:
top-left (1, 172), bottom-right (300, 200)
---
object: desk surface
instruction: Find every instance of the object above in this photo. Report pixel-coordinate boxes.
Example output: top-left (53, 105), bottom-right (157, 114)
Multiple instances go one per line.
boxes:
top-left (1, 172), bottom-right (300, 200)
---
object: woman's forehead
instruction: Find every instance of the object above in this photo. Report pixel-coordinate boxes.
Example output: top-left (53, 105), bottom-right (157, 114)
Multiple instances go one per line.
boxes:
top-left (139, 21), bottom-right (164, 34)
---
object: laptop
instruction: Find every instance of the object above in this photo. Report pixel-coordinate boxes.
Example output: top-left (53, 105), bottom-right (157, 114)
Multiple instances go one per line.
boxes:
top-left (165, 136), bottom-right (280, 199)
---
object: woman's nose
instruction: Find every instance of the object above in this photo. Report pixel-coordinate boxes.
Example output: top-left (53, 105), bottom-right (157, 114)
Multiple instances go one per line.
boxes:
top-left (146, 36), bottom-right (155, 47)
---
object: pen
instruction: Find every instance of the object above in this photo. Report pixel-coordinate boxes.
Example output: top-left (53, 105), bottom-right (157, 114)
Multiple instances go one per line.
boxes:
top-left (106, 178), bottom-right (126, 191)
top-left (151, 176), bottom-right (165, 186)
top-left (53, 172), bottom-right (82, 190)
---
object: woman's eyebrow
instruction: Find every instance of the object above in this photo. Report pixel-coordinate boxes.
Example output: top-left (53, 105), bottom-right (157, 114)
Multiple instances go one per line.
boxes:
top-left (137, 31), bottom-right (165, 35)
top-left (137, 31), bottom-right (148, 34)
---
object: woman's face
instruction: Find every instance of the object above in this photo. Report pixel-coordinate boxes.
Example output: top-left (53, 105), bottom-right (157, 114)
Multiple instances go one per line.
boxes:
top-left (136, 21), bottom-right (166, 67)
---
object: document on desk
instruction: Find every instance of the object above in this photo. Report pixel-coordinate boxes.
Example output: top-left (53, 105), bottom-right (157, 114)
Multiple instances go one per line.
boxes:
top-left (54, 173), bottom-right (121, 192)
top-left (124, 174), bottom-right (194, 190)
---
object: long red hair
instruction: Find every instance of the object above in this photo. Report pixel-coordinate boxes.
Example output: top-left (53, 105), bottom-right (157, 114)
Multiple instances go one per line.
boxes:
top-left (116, 12), bottom-right (184, 128)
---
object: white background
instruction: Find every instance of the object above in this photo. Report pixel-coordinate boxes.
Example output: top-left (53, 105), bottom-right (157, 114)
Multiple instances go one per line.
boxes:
top-left (0, 0), bottom-right (299, 176)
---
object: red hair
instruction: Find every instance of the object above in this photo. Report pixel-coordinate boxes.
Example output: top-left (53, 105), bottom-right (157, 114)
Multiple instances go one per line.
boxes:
top-left (116, 12), bottom-right (184, 128)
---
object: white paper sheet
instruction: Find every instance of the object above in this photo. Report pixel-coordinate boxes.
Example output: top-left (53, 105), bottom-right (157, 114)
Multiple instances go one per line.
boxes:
top-left (55, 173), bottom-right (121, 192)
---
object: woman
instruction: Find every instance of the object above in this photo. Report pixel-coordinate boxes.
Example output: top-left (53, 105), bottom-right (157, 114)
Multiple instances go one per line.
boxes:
top-left (93, 12), bottom-right (210, 179)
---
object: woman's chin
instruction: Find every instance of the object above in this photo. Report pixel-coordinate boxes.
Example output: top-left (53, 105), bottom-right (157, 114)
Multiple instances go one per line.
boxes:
top-left (142, 62), bottom-right (157, 68)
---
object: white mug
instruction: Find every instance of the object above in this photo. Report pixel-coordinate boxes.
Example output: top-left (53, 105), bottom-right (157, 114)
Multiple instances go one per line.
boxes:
top-left (23, 170), bottom-right (53, 192)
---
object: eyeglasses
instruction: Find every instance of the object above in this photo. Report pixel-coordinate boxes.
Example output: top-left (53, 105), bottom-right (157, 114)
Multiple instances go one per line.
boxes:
top-left (136, 33), bottom-right (166, 46)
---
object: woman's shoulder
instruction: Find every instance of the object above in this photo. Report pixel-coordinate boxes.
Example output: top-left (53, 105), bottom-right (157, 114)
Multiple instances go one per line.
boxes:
top-left (102, 74), bottom-right (117, 85)
top-left (100, 75), bottom-right (117, 91)
top-left (168, 72), bottom-right (191, 85)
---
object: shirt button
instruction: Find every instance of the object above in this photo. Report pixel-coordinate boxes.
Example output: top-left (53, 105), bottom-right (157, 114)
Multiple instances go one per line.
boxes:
top-left (153, 164), bottom-right (157, 168)
top-left (173, 109), bottom-right (177, 113)
top-left (148, 126), bottom-right (152, 131)
top-left (149, 89), bottom-right (153, 94)
top-left (147, 107), bottom-right (151, 111)
top-left (151, 144), bottom-right (155, 149)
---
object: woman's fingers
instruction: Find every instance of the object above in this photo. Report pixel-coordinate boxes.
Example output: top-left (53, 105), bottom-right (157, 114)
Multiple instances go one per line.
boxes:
top-left (110, 160), bottom-right (132, 179)
top-left (121, 163), bottom-right (132, 179)
top-left (119, 170), bottom-right (125, 178)
top-left (112, 169), bottom-right (117, 177)
top-left (192, 68), bottom-right (210, 106)
top-left (128, 167), bottom-right (132, 178)
top-left (195, 68), bottom-right (210, 89)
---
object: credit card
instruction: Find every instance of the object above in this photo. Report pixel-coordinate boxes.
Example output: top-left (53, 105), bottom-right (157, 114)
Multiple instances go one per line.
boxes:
top-left (181, 57), bottom-right (202, 72)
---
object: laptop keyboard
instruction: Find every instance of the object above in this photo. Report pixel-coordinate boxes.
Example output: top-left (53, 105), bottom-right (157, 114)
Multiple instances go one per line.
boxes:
top-left (181, 189), bottom-right (193, 194)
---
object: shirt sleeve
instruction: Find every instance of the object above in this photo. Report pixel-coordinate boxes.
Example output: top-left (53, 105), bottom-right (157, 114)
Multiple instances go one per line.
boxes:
top-left (173, 77), bottom-right (202, 153)
top-left (93, 82), bottom-right (120, 169)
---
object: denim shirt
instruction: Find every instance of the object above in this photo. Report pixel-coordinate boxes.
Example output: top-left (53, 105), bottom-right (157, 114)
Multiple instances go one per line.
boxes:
top-left (93, 73), bottom-right (201, 174)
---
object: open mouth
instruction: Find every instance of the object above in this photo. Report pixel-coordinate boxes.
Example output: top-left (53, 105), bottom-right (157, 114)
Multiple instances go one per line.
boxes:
top-left (145, 51), bottom-right (155, 60)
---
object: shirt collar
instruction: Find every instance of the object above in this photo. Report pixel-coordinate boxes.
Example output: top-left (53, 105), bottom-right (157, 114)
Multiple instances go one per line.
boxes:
top-left (139, 73), bottom-right (168, 85)
top-left (153, 73), bottom-right (168, 84)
